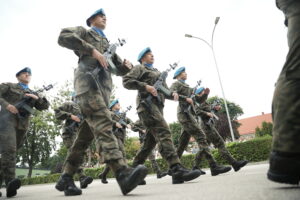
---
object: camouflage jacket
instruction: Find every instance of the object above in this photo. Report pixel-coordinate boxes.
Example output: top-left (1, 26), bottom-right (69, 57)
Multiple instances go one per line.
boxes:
top-left (122, 64), bottom-right (173, 112)
top-left (58, 26), bottom-right (130, 106)
top-left (0, 82), bottom-right (49, 130)
top-left (54, 101), bottom-right (81, 134)
top-left (195, 101), bottom-right (212, 122)
top-left (111, 110), bottom-right (133, 141)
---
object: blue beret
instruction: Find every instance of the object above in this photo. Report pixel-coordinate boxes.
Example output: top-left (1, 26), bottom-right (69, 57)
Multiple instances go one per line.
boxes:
top-left (86, 8), bottom-right (106, 27)
top-left (137, 47), bottom-right (151, 63)
top-left (195, 87), bottom-right (205, 95)
top-left (173, 67), bottom-right (185, 79)
top-left (109, 99), bottom-right (119, 109)
top-left (16, 67), bottom-right (31, 77)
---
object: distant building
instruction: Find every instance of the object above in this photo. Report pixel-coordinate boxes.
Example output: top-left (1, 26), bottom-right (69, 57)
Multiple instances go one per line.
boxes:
top-left (237, 112), bottom-right (272, 141)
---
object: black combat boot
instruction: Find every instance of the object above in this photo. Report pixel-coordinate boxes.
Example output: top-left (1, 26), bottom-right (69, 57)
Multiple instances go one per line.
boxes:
top-left (192, 166), bottom-right (206, 175)
top-left (116, 165), bottom-right (148, 195)
top-left (232, 160), bottom-right (248, 172)
top-left (55, 173), bottom-right (82, 196)
top-left (0, 191), bottom-right (2, 197)
top-left (79, 176), bottom-right (93, 189)
top-left (267, 151), bottom-right (300, 185)
top-left (138, 180), bottom-right (146, 185)
top-left (210, 165), bottom-right (232, 176)
top-left (157, 171), bottom-right (168, 179)
top-left (6, 178), bottom-right (21, 198)
top-left (98, 173), bottom-right (108, 184)
top-left (171, 163), bottom-right (201, 184)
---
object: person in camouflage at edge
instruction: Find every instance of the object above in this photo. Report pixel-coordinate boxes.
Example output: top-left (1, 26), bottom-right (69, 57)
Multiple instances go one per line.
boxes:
top-left (98, 99), bottom-right (133, 184)
top-left (55, 8), bottom-right (147, 196)
top-left (0, 67), bottom-right (49, 198)
top-left (267, 0), bottom-right (300, 184)
top-left (123, 47), bottom-right (201, 185)
top-left (131, 119), bottom-right (168, 182)
top-left (54, 96), bottom-right (93, 189)
top-left (192, 87), bottom-right (248, 173)
top-left (170, 67), bottom-right (231, 176)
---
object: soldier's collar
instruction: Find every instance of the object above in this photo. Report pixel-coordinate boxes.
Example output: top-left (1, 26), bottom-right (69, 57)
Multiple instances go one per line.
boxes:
top-left (18, 82), bottom-right (29, 90)
top-left (91, 26), bottom-right (106, 38)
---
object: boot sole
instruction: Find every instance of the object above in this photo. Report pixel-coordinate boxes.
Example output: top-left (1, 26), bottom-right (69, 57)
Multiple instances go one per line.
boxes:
top-left (267, 170), bottom-right (300, 185)
top-left (233, 161), bottom-right (248, 172)
top-left (80, 177), bottom-right (93, 189)
top-left (121, 166), bottom-right (148, 195)
top-left (172, 170), bottom-right (201, 184)
top-left (211, 167), bottom-right (232, 176)
top-left (6, 179), bottom-right (21, 198)
top-left (64, 189), bottom-right (82, 196)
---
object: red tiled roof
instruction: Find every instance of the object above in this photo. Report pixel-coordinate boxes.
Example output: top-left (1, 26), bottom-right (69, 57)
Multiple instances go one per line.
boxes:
top-left (237, 113), bottom-right (272, 135)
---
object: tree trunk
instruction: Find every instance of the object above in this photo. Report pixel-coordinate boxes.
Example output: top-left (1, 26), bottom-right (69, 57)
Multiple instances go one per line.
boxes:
top-left (28, 160), bottom-right (33, 178)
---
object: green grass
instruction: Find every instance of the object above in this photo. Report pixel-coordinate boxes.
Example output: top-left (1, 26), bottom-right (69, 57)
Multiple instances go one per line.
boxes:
top-left (16, 168), bottom-right (50, 178)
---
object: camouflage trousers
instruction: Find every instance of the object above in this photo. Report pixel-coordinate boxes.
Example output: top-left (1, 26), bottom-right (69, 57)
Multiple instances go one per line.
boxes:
top-left (177, 113), bottom-right (217, 168)
top-left (61, 132), bottom-right (85, 177)
top-left (132, 104), bottom-right (180, 167)
top-left (195, 121), bottom-right (236, 166)
top-left (0, 111), bottom-right (27, 187)
top-left (272, 0), bottom-right (300, 153)
top-left (101, 136), bottom-right (126, 178)
top-left (63, 90), bottom-right (126, 176)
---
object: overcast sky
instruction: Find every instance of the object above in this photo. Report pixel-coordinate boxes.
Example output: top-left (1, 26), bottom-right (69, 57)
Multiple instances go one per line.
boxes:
top-left (0, 0), bottom-right (287, 128)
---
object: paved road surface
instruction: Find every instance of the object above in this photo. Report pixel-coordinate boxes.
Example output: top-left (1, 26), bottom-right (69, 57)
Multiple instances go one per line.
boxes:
top-left (1, 163), bottom-right (299, 200)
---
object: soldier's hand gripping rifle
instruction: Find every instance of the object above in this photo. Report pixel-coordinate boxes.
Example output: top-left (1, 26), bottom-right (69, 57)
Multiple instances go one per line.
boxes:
top-left (87, 39), bottom-right (126, 90)
top-left (116, 105), bottom-right (132, 128)
top-left (206, 99), bottom-right (221, 127)
top-left (65, 114), bottom-right (84, 134)
top-left (15, 84), bottom-right (55, 118)
top-left (184, 80), bottom-right (202, 115)
top-left (143, 62), bottom-right (179, 110)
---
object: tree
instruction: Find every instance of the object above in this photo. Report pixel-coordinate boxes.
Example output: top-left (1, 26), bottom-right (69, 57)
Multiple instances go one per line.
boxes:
top-left (169, 122), bottom-right (182, 148)
top-left (207, 96), bottom-right (244, 141)
top-left (255, 121), bottom-right (273, 137)
top-left (17, 109), bottom-right (60, 177)
top-left (124, 137), bottom-right (140, 160)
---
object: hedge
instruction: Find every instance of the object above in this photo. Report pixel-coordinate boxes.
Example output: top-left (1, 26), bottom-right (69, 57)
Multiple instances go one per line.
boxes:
top-left (20, 136), bottom-right (272, 186)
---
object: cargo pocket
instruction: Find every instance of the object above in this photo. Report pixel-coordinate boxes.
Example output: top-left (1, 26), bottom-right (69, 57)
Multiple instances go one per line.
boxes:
top-left (87, 94), bottom-right (105, 111)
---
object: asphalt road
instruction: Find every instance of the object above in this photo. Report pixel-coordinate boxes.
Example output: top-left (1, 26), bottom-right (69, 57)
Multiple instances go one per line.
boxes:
top-left (1, 162), bottom-right (299, 200)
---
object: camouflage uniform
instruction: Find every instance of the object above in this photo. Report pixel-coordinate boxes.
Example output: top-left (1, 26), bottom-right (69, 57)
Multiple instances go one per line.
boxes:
top-left (170, 80), bottom-right (217, 168)
top-left (0, 83), bottom-right (49, 186)
top-left (132, 120), bottom-right (164, 174)
top-left (58, 26), bottom-right (131, 175)
top-left (54, 101), bottom-right (85, 177)
top-left (194, 102), bottom-right (236, 166)
top-left (123, 64), bottom-right (181, 167)
top-left (272, 0), bottom-right (300, 153)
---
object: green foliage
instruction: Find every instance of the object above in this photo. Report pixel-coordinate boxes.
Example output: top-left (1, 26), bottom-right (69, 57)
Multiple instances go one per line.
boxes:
top-left (255, 121), bottom-right (273, 137)
top-left (124, 137), bottom-right (140, 160)
top-left (207, 96), bottom-right (243, 141)
top-left (169, 122), bottom-right (182, 147)
top-left (20, 136), bottom-right (272, 185)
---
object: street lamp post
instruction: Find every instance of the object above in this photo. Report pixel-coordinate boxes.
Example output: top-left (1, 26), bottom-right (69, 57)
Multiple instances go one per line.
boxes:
top-left (185, 17), bottom-right (235, 141)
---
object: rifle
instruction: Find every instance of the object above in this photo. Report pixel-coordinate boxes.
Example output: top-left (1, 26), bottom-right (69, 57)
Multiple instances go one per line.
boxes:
top-left (86, 39), bottom-right (126, 90)
top-left (115, 105), bottom-right (132, 129)
top-left (183, 80), bottom-right (202, 115)
top-left (206, 99), bottom-right (221, 127)
top-left (15, 84), bottom-right (55, 118)
top-left (143, 61), bottom-right (179, 110)
top-left (65, 114), bottom-right (83, 134)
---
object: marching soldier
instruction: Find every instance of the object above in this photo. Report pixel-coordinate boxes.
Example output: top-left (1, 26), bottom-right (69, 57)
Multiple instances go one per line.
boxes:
top-left (170, 67), bottom-right (231, 176)
top-left (55, 8), bottom-right (147, 196)
top-left (268, 0), bottom-right (300, 184)
top-left (123, 47), bottom-right (201, 185)
top-left (98, 100), bottom-right (133, 184)
top-left (0, 67), bottom-right (49, 198)
top-left (54, 95), bottom-right (93, 189)
top-left (132, 120), bottom-right (168, 182)
top-left (193, 87), bottom-right (248, 172)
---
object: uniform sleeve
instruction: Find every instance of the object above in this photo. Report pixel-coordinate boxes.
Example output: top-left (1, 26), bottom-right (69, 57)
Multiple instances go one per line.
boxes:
top-left (34, 96), bottom-right (50, 111)
top-left (131, 120), bottom-right (145, 132)
top-left (58, 26), bottom-right (95, 56)
top-left (196, 103), bottom-right (210, 118)
top-left (0, 83), bottom-right (10, 109)
top-left (111, 53), bottom-right (131, 76)
top-left (195, 94), bottom-right (208, 104)
top-left (122, 66), bottom-right (148, 92)
top-left (54, 103), bottom-right (73, 120)
top-left (170, 82), bottom-right (187, 102)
